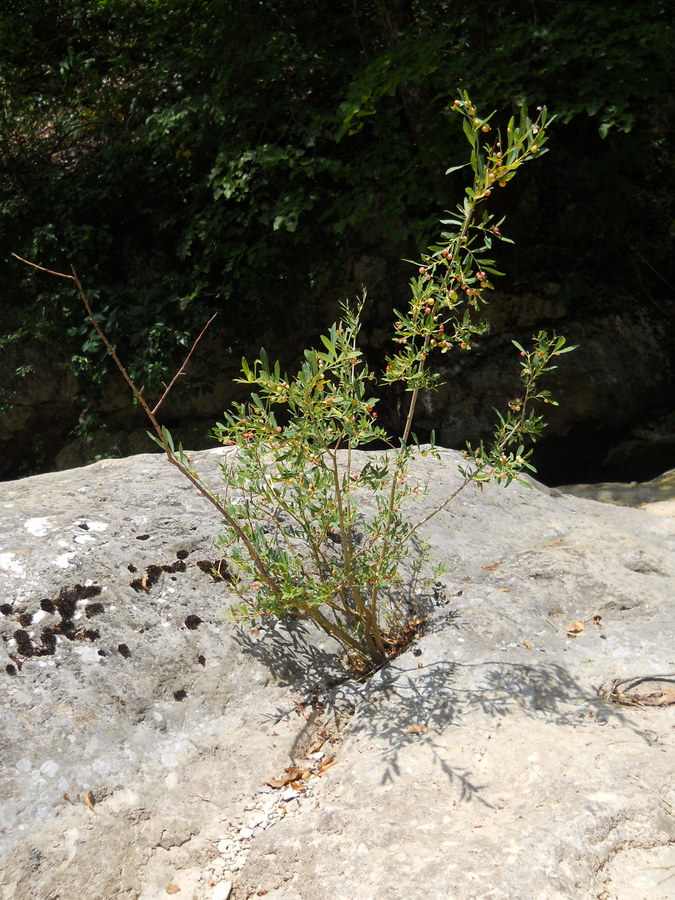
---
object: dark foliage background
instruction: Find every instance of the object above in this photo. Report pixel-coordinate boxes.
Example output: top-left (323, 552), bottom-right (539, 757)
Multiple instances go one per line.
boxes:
top-left (1, 0), bottom-right (673, 474)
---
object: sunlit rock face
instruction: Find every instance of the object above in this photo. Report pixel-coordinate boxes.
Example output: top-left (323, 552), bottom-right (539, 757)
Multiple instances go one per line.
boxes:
top-left (0, 449), bottom-right (673, 900)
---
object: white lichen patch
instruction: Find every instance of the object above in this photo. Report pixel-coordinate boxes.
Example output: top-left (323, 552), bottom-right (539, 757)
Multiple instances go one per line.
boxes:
top-left (73, 645), bottom-right (102, 663)
top-left (70, 520), bottom-right (109, 533)
top-left (53, 551), bottom-right (77, 569)
top-left (0, 552), bottom-right (25, 578)
top-left (23, 517), bottom-right (53, 537)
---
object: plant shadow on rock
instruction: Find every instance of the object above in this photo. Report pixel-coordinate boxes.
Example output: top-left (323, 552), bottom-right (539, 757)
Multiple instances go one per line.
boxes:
top-left (232, 617), bottom-right (347, 689)
top-left (232, 594), bottom-right (658, 808)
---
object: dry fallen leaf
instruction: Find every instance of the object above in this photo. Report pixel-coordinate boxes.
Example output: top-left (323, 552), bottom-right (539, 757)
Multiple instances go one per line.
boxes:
top-left (266, 765), bottom-right (311, 789)
top-left (405, 724), bottom-right (429, 735)
top-left (566, 620), bottom-right (585, 637)
top-left (165, 885), bottom-right (181, 895)
top-left (317, 755), bottom-right (336, 775)
top-left (82, 790), bottom-right (96, 813)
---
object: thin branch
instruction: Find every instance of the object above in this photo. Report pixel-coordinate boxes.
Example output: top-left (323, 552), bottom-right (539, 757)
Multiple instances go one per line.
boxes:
top-left (152, 312), bottom-right (218, 415)
top-left (13, 254), bottom-right (284, 596)
top-left (11, 253), bottom-right (76, 281)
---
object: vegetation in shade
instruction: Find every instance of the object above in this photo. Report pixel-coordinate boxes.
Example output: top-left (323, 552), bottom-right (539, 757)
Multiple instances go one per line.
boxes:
top-left (1, 2), bottom-right (670, 471)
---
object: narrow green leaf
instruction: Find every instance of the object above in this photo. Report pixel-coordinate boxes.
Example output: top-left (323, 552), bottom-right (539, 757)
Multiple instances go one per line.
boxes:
top-left (162, 426), bottom-right (175, 453)
top-left (462, 117), bottom-right (476, 148)
top-left (445, 163), bottom-right (469, 175)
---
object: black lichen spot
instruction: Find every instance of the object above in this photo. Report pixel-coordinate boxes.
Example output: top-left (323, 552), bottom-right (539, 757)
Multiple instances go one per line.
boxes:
top-left (197, 655), bottom-right (206, 667)
top-left (85, 602), bottom-right (105, 618)
top-left (55, 593), bottom-right (77, 621)
top-left (163, 560), bottom-right (187, 574)
top-left (17, 612), bottom-right (33, 627)
top-left (0, 604), bottom-right (13, 616)
top-left (6, 664), bottom-right (16, 676)
top-left (117, 643), bottom-right (131, 658)
top-left (128, 564), bottom-right (137, 573)
top-left (130, 564), bottom-right (163, 592)
top-left (136, 534), bottom-right (150, 541)
top-left (196, 558), bottom-right (231, 581)
top-left (98, 649), bottom-right (107, 657)
top-left (77, 522), bottom-right (89, 531)
top-left (76, 628), bottom-right (100, 642)
top-left (58, 585), bottom-right (100, 610)
top-left (176, 549), bottom-right (189, 560)
top-left (184, 615), bottom-right (202, 630)
top-left (40, 599), bottom-right (55, 614)
top-left (14, 630), bottom-right (34, 657)
top-left (52, 621), bottom-right (76, 639)
top-left (39, 627), bottom-right (57, 655)
top-left (173, 689), bottom-right (187, 701)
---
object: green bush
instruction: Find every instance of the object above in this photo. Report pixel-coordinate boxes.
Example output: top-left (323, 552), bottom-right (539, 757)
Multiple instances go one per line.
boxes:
top-left (19, 96), bottom-right (573, 671)
top-left (200, 98), bottom-right (573, 670)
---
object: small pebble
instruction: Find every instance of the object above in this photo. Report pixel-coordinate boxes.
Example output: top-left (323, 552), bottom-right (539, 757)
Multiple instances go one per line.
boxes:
top-left (212, 882), bottom-right (232, 900)
top-left (237, 827), bottom-right (254, 840)
top-left (247, 809), bottom-right (267, 829)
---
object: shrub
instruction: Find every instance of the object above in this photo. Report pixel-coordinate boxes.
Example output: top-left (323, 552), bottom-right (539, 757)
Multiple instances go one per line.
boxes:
top-left (206, 96), bottom-right (572, 670)
top-left (16, 96), bottom-right (574, 674)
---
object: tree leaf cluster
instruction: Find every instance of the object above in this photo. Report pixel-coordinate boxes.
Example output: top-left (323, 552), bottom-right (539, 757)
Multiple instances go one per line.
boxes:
top-left (1, 0), bottom-right (672, 458)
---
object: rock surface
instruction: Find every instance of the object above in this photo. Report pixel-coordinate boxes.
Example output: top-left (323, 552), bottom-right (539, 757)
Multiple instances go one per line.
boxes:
top-left (0, 448), bottom-right (673, 900)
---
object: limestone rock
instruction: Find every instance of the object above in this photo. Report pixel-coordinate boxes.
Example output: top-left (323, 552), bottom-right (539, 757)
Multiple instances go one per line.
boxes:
top-left (0, 449), bottom-right (673, 900)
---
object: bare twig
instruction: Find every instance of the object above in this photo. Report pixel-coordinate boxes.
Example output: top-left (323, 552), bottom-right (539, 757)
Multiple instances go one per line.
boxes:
top-left (152, 312), bottom-right (218, 415)
top-left (12, 255), bottom-right (285, 594)
top-left (13, 253), bottom-right (156, 422)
